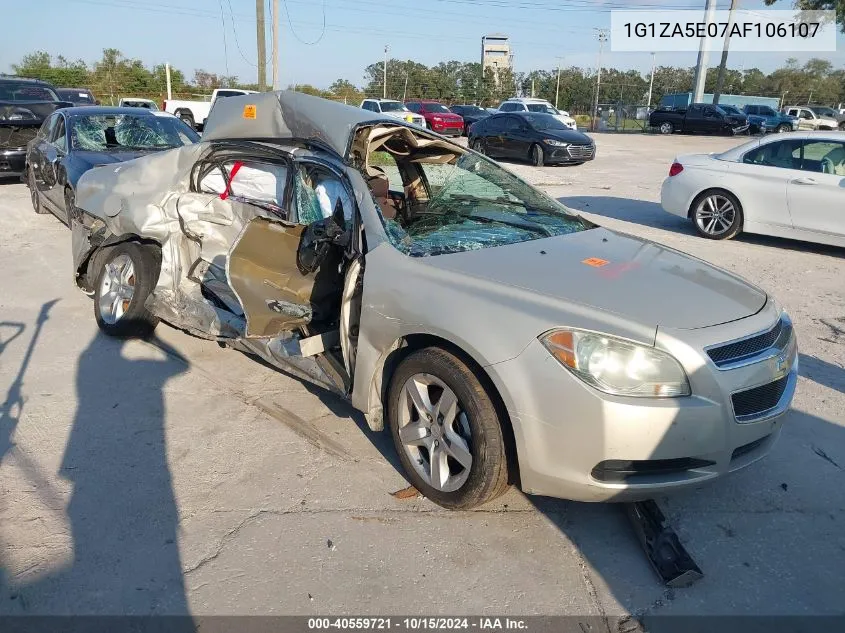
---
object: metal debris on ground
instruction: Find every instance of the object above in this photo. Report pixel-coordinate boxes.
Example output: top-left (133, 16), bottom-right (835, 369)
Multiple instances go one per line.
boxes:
top-left (626, 500), bottom-right (703, 588)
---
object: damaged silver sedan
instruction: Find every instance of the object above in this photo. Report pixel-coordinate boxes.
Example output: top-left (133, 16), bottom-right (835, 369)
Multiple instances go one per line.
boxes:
top-left (72, 91), bottom-right (797, 508)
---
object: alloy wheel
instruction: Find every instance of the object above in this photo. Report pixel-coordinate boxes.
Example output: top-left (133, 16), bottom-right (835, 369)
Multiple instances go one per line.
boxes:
top-left (397, 373), bottom-right (473, 493)
top-left (659, 122), bottom-right (673, 134)
top-left (695, 194), bottom-right (736, 237)
top-left (98, 254), bottom-right (136, 324)
top-left (28, 169), bottom-right (39, 211)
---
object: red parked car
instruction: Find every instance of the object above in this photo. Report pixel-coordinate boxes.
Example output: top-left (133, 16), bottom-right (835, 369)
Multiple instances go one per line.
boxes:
top-left (405, 100), bottom-right (464, 136)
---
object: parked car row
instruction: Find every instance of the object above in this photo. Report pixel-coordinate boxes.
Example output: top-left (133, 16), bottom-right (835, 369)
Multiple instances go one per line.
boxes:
top-left (53, 90), bottom-right (797, 510)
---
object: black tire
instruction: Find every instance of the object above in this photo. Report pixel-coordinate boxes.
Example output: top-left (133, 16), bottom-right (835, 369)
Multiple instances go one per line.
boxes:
top-left (470, 138), bottom-right (486, 155)
top-left (658, 121), bottom-right (673, 135)
top-left (690, 189), bottom-right (743, 241)
top-left (838, 122), bottom-right (845, 131)
top-left (178, 110), bottom-right (195, 129)
top-left (64, 186), bottom-right (77, 229)
top-left (93, 241), bottom-right (161, 338)
top-left (28, 168), bottom-right (48, 215)
top-left (530, 143), bottom-right (545, 167)
top-left (387, 347), bottom-right (510, 509)
top-left (777, 124), bottom-right (791, 133)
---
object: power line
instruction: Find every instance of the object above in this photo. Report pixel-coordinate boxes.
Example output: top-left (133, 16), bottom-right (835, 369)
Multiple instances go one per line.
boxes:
top-left (281, 0), bottom-right (327, 45)
top-left (218, 0), bottom-right (230, 77)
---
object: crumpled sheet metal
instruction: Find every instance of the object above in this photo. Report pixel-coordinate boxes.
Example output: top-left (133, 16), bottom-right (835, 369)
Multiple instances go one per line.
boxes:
top-left (202, 90), bottom-right (390, 159)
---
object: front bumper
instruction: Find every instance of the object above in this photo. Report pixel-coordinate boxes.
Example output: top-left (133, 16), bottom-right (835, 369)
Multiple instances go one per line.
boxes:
top-left (543, 144), bottom-right (596, 163)
top-left (430, 122), bottom-right (463, 136)
top-left (730, 124), bottom-right (750, 134)
top-left (0, 149), bottom-right (27, 174)
top-left (486, 300), bottom-right (797, 502)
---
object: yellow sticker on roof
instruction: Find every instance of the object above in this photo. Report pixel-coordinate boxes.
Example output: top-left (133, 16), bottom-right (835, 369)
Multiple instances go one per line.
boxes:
top-left (243, 105), bottom-right (257, 119)
top-left (582, 257), bottom-right (609, 267)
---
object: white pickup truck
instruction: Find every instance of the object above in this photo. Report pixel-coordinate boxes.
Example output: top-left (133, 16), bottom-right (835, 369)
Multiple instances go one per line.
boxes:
top-left (162, 88), bottom-right (258, 130)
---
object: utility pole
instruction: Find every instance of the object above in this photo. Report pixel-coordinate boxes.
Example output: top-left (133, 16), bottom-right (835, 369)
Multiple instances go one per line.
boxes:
top-left (713, 0), bottom-right (739, 104)
top-left (165, 62), bottom-right (172, 100)
top-left (403, 72), bottom-right (409, 101)
top-left (256, 0), bottom-right (266, 91)
top-left (691, 0), bottom-right (718, 103)
top-left (646, 53), bottom-right (655, 109)
top-left (591, 29), bottom-right (608, 132)
top-left (271, 0), bottom-right (279, 90)
top-left (555, 56), bottom-right (564, 109)
top-left (383, 45), bottom-right (389, 99)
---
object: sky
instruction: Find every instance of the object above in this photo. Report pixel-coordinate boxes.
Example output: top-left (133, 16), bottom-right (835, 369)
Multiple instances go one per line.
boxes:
top-left (2, 0), bottom-right (843, 89)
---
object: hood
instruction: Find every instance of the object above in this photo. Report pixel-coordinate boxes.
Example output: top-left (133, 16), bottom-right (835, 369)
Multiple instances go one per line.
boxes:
top-left (422, 227), bottom-right (766, 330)
top-left (541, 129), bottom-right (593, 144)
top-left (72, 149), bottom-right (158, 167)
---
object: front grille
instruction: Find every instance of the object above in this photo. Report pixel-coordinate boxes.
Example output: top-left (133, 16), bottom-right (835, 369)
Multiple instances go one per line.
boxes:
top-left (566, 144), bottom-right (595, 159)
top-left (0, 125), bottom-right (38, 150)
top-left (732, 375), bottom-right (789, 419)
top-left (707, 318), bottom-right (791, 367)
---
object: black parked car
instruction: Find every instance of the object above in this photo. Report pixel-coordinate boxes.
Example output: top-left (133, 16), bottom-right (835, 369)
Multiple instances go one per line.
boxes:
top-left (55, 88), bottom-right (98, 106)
top-left (26, 106), bottom-right (200, 226)
top-left (448, 104), bottom-right (490, 136)
top-left (0, 77), bottom-right (71, 177)
top-left (468, 112), bottom-right (595, 167)
top-left (649, 103), bottom-right (749, 136)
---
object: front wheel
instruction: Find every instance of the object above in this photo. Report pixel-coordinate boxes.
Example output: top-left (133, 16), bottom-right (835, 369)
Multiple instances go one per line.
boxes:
top-left (28, 168), bottom-right (48, 215)
top-left (470, 139), bottom-right (486, 155)
top-left (691, 190), bottom-right (743, 240)
top-left (530, 144), bottom-right (545, 167)
top-left (387, 347), bottom-right (510, 509)
top-left (94, 241), bottom-right (161, 338)
top-left (658, 121), bottom-right (674, 135)
top-left (839, 122), bottom-right (845, 131)
top-left (777, 123), bottom-right (791, 133)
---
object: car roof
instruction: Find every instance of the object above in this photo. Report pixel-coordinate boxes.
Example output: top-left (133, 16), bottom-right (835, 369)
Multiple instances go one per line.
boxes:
top-left (0, 76), bottom-right (56, 86)
top-left (506, 97), bottom-right (551, 103)
top-left (365, 98), bottom-right (400, 102)
top-left (57, 87), bottom-right (93, 92)
top-left (203, 90), bottom-right (395, 157)
top-left (62, 106), bottom-right (158, 116)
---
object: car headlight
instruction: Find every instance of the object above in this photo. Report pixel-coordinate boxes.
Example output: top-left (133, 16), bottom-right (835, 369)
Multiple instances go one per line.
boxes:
top-left (0, 107), bottom-right (38, 122)
top-left (543, 139), bottom-right (570, 147)
top-left (432, 116), bottom-right (443, 122)
top-left (539, 329), bottom-right (691, 397)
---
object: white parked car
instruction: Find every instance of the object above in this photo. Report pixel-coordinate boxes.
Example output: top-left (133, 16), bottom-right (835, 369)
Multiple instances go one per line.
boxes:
top-left (497, 98), bottom-right (577, 130)
top-left (661, 131), bottom-right (845, 247)
top-left (360, 98), bottom-right (425, 127)
top-left (163, 88), bottom-right (258, 130)
top-left (118, 97), bottom-right (159, 110)
top-left (782, 106), bottom-right (839, 131)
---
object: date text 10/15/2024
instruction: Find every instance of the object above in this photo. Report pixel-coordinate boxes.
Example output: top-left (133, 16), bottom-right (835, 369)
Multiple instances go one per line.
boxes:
top-left (308, 618), bottom-right (528, 630)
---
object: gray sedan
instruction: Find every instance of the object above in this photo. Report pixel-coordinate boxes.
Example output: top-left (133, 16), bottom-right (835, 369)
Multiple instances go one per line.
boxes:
top-left (71, 91), bottom-right (797, 508)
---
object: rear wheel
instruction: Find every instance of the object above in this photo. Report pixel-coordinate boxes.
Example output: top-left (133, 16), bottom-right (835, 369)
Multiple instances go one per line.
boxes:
top-left (94, 241), bottom-right (161, 338)
top-left (28, 168), bottom-right (47, 215)
top-left (387, 347), bottom-right (510, 509)
top-left (691, 190), bottom-right (743, 240)
top-left (178, 111), bottom-right (195, 129)
top-left (471, 139), bottom-right (486, 155)
top-left (658, 121), bottom-right (674, 135)
top-left (530, 144), bottom-right (545, 167)
top-left (839, 121), bottom-right (845, 131)
top-left (64, 187), bottom-right (77, 229)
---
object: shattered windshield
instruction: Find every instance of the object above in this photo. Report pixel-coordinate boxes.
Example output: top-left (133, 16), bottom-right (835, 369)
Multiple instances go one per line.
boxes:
top-left (382, 152), bottom-right (588, 257)
top-left (70, 114), bottom-right (199, 151)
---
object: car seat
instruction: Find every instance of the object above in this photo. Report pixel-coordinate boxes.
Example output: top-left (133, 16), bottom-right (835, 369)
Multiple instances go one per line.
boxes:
top-left (821, 145), bottom-right (845, 175)
top-left (366, 169), bottom-right (397, 220)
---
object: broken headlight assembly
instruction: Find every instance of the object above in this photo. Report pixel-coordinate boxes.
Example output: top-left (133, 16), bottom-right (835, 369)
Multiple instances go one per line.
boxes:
top-left (540, 329), bottom-right (691, 398)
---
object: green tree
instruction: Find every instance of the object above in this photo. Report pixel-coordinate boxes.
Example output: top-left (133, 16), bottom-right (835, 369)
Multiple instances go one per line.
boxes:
top-left (763, 0), bottom-right (845, 33)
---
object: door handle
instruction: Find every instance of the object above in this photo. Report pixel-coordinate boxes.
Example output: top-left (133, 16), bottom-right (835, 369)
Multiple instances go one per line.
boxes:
top-left (790, 177), bottom-right (817, 185)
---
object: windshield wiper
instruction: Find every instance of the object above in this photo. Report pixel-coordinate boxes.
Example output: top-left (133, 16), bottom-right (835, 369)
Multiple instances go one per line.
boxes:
top-left (458, 213), bottom-right (554, 237)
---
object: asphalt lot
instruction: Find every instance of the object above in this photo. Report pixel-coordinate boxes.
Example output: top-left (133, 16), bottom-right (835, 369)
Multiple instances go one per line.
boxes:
top-left (0, 133), bottom-right (843, 626)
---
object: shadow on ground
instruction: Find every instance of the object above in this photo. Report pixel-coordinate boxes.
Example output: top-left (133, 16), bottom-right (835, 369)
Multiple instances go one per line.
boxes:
top-left (0, 318), bottom-right (193, 625)
top-left (561, 195), bottom-right (845, 258)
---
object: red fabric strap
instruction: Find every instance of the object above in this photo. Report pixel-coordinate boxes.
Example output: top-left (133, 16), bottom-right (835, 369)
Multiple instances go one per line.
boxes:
top-left (220, 161), bottom-right (244, 200)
